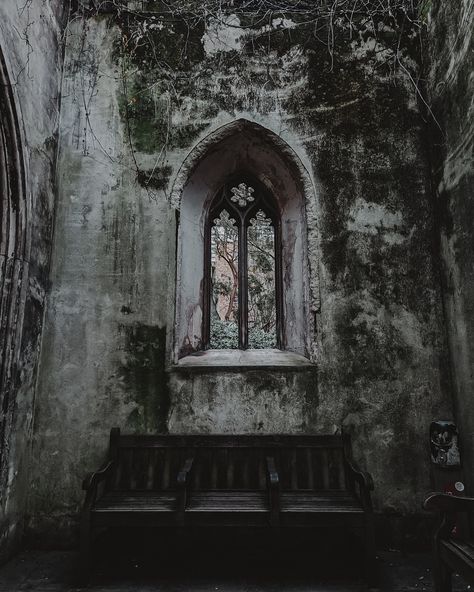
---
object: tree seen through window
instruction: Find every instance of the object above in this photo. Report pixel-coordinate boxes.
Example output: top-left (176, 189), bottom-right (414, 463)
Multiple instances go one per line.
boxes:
top-left (206, 179), bottom-right (281, 350)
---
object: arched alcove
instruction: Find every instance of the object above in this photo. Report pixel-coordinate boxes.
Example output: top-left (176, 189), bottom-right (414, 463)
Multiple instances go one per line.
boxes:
top-left (171, 119), bottom-right (319, 361)
top-left (0, 46), bottom-right (29, 488)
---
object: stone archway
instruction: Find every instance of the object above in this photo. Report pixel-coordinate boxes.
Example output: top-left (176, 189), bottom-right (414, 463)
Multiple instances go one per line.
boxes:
top-left (171, 118), bottom-right (320, 361)
top-left (170, 119), bottom-right (316, 214)
top-left (0, 45), bottom-right (29, 507)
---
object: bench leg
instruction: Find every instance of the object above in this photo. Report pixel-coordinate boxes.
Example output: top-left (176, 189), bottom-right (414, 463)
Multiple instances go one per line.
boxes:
top-left (364, 514), bottom-right (377, 588)
top-left (78, 513), bottom-right (92, 586)
top-left (432, 542), bottom-right (452, 592)
top-left (433, 563), bottom-right (452, 592)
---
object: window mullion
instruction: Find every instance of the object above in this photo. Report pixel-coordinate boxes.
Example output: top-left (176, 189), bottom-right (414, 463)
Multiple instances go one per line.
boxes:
top-left (203, 219), bottom-right (212, 348)
top-left (238, 221), bottom-right (248, 349)
top-left (274, 221), bottom-right (284, 349)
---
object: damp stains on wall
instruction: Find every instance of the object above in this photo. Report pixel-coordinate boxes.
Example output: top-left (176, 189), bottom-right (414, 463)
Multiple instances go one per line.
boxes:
top-left (168, 368), bottom-right (319, 434)
top-left (118, 324), bottom-right (170, 433)
top-left (25, 2), bottom-right (457, 543)
top-left (0, 0), bottom-right (66, 562)
top-left (424, 0), bottom-right (474, 494)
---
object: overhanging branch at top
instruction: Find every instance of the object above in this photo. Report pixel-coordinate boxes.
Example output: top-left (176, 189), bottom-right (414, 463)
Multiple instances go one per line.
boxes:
top-left (73, 0), bottom-right (419, 18)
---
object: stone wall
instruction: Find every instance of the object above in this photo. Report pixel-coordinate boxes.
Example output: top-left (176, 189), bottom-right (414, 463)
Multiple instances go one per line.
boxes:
top-left (425, 0), bottom-right (474, 491)
top-left (28, 4), bottom-right (452, 543)
top-left (0, 0), bottom-right (65, 562)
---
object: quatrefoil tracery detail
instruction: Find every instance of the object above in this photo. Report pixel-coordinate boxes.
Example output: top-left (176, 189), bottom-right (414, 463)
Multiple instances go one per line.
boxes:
top-left (230, 183), bottom-right (255, 208)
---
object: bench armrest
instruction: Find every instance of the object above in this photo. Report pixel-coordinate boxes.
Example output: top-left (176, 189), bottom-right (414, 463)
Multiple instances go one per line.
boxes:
top-left (344, 456), bottom-right (374, 512)
top-left (177, 457), bottom-right (194, 525)
top-left (177, 457), bottom-right (194, 487)
top-left (424, 493), bottom-right (474, 542)
top-left (345, 458), bottom-right (374, 491)
top-left (266, 456), bottom-right (280, 526)
top-left (82, 460), bottom-right (115, 491)
top-left (82, 460), bottom-right (115, 513)
top-left (266, 456), bottom-right (279, 488)
top-left (424, 493), bottom-right (474, 513)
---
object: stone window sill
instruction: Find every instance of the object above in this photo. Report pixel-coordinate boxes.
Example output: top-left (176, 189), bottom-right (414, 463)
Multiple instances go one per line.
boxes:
top-left (171, 349), bottom-right (315, 373)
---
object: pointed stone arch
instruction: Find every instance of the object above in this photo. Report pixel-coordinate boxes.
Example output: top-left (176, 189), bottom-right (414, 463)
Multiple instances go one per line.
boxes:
top-left (171, 118), bottom-right (320, 361)
top-left (0, 45), bottom-right (29, 491)
top-left (170, 119), bottom-right (316, 213)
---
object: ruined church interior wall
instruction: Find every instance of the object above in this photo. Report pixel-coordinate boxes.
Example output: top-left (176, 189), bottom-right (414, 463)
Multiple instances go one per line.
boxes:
top-left (26, 4), bottom-right (454, 545)
top-left (0, 0), bottom-right (472, 557)
top-left (425, 0), bottom-right (474, 493)
top-left (0, 0), bottom-right (66, 562)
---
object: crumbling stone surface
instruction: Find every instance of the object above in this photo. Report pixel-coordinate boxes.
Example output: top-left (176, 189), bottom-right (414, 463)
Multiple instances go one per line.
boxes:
top-left (0, 0), bottom-right (66, 563)
top-left (1, 1), bottom-right (470, 551)
top-left (424, 0), bottom-right (474, 492)
top-left (22, 4), bottom-right (455, 547)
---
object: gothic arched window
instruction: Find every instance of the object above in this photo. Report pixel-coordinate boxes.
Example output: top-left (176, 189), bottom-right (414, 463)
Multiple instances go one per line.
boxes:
top-left (203, 176), bottom-right (283, 350)
top-left (173, 119), bottom-right (317, 363)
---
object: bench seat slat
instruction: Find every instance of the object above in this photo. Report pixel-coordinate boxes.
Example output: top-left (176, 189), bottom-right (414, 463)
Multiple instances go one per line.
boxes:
top-left (94, 492), bottom-right (177, 512)
top-left (187, 491), bottom-right (268, 512)
top-left (280, 492), bottom-right (363, 513)
top-left (444, 540), bottom-right (474, 556)
top-left (441, 540), bottom-right (474, 570)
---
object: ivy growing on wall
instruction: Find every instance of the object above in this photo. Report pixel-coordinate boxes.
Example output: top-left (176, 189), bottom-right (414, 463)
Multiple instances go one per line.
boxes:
top-left (68, 0), bottom-right (436, 200)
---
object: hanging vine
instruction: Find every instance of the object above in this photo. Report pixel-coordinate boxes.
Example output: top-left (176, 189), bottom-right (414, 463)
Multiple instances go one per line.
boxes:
top-left (65, 0), bottom-right (436, 200)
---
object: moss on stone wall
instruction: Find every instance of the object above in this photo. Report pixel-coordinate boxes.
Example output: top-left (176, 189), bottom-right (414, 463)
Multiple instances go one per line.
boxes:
top-left (25, 4), bottom-right (454, 535)
top-left (118, 324), bottom-right (170, 433)
top-left (136, 165), bottom-right (173, 190)
top-left (108, 6), bottom-right (444, 443)
top-left (115, 13), bottom-right (208, 154)
top-left (113, 7), bottom-right (422, 161)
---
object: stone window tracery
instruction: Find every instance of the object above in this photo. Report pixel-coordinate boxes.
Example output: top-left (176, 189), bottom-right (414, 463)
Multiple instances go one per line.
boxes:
top-left (204, 178), bottom-right (283, 350)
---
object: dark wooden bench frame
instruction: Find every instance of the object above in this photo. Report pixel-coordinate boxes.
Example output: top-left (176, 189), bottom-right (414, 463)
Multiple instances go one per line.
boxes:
top-left (81, 429), bottom-right (376, 584)
top-left (424, 493), bottom-right (474, 592)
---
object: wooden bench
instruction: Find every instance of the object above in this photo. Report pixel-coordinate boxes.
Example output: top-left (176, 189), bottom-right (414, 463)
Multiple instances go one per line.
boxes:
top-left (424, 493), bottom-right (474, 591)
top-left (81, 429), bottom-right (375, 583)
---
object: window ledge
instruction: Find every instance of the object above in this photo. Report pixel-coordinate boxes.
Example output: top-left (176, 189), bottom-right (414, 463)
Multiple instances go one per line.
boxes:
top-left (172, 349), bottom-right (315, 372)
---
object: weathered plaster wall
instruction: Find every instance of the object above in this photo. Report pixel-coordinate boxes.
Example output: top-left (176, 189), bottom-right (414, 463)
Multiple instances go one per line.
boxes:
top-left (0, 0), bottom-right (65, 562)
top-left (29, 6), bottom-right (451, 541)
top-left (28, 16), bottom-right (174, 542)
top-left (425, 0), bottom-right (474, 491)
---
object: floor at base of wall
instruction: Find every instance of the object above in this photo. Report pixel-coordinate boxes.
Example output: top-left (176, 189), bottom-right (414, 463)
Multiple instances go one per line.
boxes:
top-left (0, 545), bottom-right (469, 592)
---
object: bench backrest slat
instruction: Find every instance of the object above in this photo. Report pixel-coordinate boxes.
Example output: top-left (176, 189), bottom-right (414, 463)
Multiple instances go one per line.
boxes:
top-left (109, 434), bottom-right (350, 492)
top-left (116, 434), bottom-right (345, 448)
